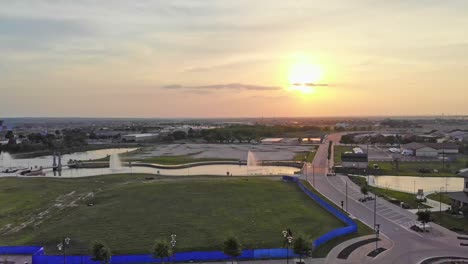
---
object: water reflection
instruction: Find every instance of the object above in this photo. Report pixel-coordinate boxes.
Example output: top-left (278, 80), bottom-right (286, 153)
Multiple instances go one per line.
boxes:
top-left (42, 165), bottom-right (298, 177)
top-left (0, 148), bottom-right (137, 169)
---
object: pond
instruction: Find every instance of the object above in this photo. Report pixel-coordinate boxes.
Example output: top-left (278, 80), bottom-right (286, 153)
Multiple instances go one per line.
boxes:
top-left (0, 148), bottom-right (138, 169)
top-left (43, 164), bottom-right (299, 177)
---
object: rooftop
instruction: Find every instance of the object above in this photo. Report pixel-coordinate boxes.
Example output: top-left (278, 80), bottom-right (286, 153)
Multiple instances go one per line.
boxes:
top-left (446, 192), bottom-right (468, 204)
top-left (341, 153), bottom-right (368, 162)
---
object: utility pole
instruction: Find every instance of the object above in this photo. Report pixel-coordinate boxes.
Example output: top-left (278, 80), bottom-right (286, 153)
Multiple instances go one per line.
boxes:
top-left (374, 192), bottom-right (377, 228)
top-left (346, 181), bottom-right (348, 212)
top-left (442, 141), bottom-right (445, 170)
top-left (312, 165), bottom-right (315, 187)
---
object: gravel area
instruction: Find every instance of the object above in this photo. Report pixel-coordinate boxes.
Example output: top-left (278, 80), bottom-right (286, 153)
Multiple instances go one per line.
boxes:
top-left (132, 143), bottom-right (315, 161)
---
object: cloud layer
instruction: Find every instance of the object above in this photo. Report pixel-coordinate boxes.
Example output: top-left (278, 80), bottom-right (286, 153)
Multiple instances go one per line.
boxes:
top-left (162, 83), bottom-right (281, 91)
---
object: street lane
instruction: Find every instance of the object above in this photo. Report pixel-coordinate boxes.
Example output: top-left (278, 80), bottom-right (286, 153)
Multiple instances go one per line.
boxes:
top-left (306, 133), bottom-right (468, 264)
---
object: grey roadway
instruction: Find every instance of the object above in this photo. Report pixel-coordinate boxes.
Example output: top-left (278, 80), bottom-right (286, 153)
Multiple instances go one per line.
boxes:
top-left (305, 133), bottom-right (468, 264)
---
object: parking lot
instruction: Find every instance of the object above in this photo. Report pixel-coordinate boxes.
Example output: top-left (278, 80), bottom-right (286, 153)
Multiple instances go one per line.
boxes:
top-left (356, 145), bottom-right (439, 162)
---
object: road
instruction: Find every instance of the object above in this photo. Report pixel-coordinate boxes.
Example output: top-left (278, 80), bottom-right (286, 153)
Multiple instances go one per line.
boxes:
top-left (306, 133), bottom-right (468, 264)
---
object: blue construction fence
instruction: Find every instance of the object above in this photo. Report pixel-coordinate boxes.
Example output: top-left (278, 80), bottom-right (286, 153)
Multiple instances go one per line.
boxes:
top-left (2, 176), bottom-right (356, 263)
top-left (282, 176), bottom-right (358, 249)
top-left (0, 246), bottom-right (44, 255)
top-left (30, 248), bottom-right (295, 264)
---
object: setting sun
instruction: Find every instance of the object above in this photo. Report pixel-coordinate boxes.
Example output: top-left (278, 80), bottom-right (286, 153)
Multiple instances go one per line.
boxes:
top-left (287, 60), bottom-right (324, 94)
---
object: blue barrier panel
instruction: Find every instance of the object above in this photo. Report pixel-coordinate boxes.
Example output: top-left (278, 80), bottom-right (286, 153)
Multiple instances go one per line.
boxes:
top-left (0, 246), bottom-right (44, 255)
top-left (253, 248), bottom-right (294, 259)
top-left (281, 176), bottom-right (358, 249)
top-left (32, 248), bottom-right (294, 264)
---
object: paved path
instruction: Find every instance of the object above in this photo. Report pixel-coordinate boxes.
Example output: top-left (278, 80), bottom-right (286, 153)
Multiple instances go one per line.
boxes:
top-left (175, 259), bottom-right (326, 264)
top-left (325, 235), bottom-right (393, 264)
top-left (306, 133), bottom-right (468, 264)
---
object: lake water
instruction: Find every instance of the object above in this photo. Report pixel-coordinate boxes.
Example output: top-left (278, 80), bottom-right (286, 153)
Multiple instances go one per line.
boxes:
top-left (0, 148), bottom-right (137, 169)
top-left (372, 175), bottom-right (464, 193)
top-left (43, 165), bottom-right (299, 177)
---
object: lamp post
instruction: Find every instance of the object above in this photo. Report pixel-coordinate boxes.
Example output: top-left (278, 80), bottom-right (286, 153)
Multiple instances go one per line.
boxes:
top-left (57, 237), bottom-right (71, 264)
top-left (374, 224), bottom-right (380, 252)
top-left (439, 187), bottom-right (444, 223)
top-left (170, 234), bottom-right (177, 262)
top-left (282, 229), bottom-right (293, 264)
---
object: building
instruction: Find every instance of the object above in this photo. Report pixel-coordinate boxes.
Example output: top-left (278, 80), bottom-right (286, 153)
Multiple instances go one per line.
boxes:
top-left (424, 143), bottom-right (459, 154)
top-left (121, 133), bottom-right (159, 142)
top-left (447, 130), bottom-right (468, 142)
top-left (401, 142), bottom-right (438, 157)
top-left (261, 138), bottom-right (283, 144)
top-left (341, 153), bottom-right (368, 169)
top-left (446, 171), bottom-right (468, 209)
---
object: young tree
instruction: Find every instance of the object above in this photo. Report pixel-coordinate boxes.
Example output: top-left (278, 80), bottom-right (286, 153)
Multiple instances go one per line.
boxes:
top-left (293, 235), bottom-right (312, 264)
top-left (5, 130), bottom-right (14, 140)
top-left (361, 185), bottom-right (369, 197)
top-left (416, 210), bottom-right (432, 232)
top-left (462, 205), bottom-right (468, 220)
top-left (223, 237), bottom-right (242, 264)
top-left (152, 240), bottom-right (173, 263)
top-left (90, 241), bottom-right (111, 264)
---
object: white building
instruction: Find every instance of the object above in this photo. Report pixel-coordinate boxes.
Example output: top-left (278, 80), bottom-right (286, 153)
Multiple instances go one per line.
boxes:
top-left (401, 142), bottom-right (438, 157)
top-left (122, 133), bottom-right (159, 142)
top-left (261, 138), bottom-right (283, 144)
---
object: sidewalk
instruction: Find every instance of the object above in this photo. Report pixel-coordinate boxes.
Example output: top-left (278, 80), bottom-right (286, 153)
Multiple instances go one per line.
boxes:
top-left (176, 258), bottom-right (326, 264)
top-left (325, 235), bottom-right (393, 264)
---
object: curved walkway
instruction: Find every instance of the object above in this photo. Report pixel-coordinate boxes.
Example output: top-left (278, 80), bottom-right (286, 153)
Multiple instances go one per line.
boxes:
top-left (326, 235), bottom-right (393, 264)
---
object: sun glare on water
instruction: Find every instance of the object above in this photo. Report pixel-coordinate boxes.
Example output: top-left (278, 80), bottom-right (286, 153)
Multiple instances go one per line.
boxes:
top-left (288, 60), bottom-right (324, 94)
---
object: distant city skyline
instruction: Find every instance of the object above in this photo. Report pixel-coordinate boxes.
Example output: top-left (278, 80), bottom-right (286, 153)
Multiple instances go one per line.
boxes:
top-left (1, 1), bottom-right (468, 117)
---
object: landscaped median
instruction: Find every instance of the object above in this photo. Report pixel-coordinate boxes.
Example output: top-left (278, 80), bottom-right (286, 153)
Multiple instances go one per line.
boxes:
top-left (0, 174), bottom-right (370, 263)
top-left (348, 175), bottom-right (425, 209)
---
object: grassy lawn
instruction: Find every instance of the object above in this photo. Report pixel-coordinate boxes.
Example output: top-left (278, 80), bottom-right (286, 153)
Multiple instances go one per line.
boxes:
top-left (299, 180), bottom-right (374, 257)
top-left (293, 148), bottom-right (316, 163)
top-left (348, 176), bottom-right (425, 209)
top-left (426, 192), bottom-right (452, 204)
top-left (0, 175), bottom-right (345, 255)
top-left (431, 212), bottom-right (468, 234)
top-left (372, 156), bottom-right (468, 177)
top-left (333, 146), bottom-right (354, 165)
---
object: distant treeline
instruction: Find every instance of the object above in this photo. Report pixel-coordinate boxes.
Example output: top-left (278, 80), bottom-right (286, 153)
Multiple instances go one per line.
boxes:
top-left (0, 128), bottom-right (89, 154)
top-left (194, 125), bottom-right (324, 143)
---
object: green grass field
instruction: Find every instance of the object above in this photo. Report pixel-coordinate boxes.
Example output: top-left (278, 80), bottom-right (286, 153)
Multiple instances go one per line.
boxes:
top-left (431, 212), bottom-right (468, 234)
top-left (293, 148), bottom-right (316, 163)
top-left (0, 175), bottom-right (351, 255)
top-left (333, 146), bottom-right (354, 165)
top-left (348, 176), bottom-right (425, 209)
top-left (426, 192), bottom-right (452, 204)
top-left (372, 156), bottom-right (468, 177)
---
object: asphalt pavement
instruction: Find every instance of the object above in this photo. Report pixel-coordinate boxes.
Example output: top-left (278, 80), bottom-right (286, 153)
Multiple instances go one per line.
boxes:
top-left (306, 133), bottom-right (468, 264)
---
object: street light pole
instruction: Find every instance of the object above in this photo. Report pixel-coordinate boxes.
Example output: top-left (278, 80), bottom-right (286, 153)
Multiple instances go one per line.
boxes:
top-left (374, 192), bottom-right (377, 228)
top-left (282, 229), bottom-right (293, 264)
top-left (57, 237), bottom-right (71, 264)
top-left (439, 187), bottom-right (444, 223)
top-left (170, 234), bottom-right (177, 263)
top-left (374, 224), bottom-right (380, 252)
top-left (312, 165), bottom-right (315, 187)
top-left (345, 181), bottom-right (348, 212)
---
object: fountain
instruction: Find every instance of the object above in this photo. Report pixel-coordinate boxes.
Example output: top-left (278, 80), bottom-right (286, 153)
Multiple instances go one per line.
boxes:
top-left (0, 152), bottom-right (14, 168)
top-left (109, 153), bottom-right (123, 171)
top-left (247, 150), bottom-right (258, 166)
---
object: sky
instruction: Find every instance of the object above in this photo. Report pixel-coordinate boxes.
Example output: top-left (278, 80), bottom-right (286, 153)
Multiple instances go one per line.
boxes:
top-left (1, 0), bottom-right (468, 118)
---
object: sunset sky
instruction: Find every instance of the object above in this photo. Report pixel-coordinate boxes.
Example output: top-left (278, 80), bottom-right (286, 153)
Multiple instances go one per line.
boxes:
top-left (1, 1), bottom-right (468, 118)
